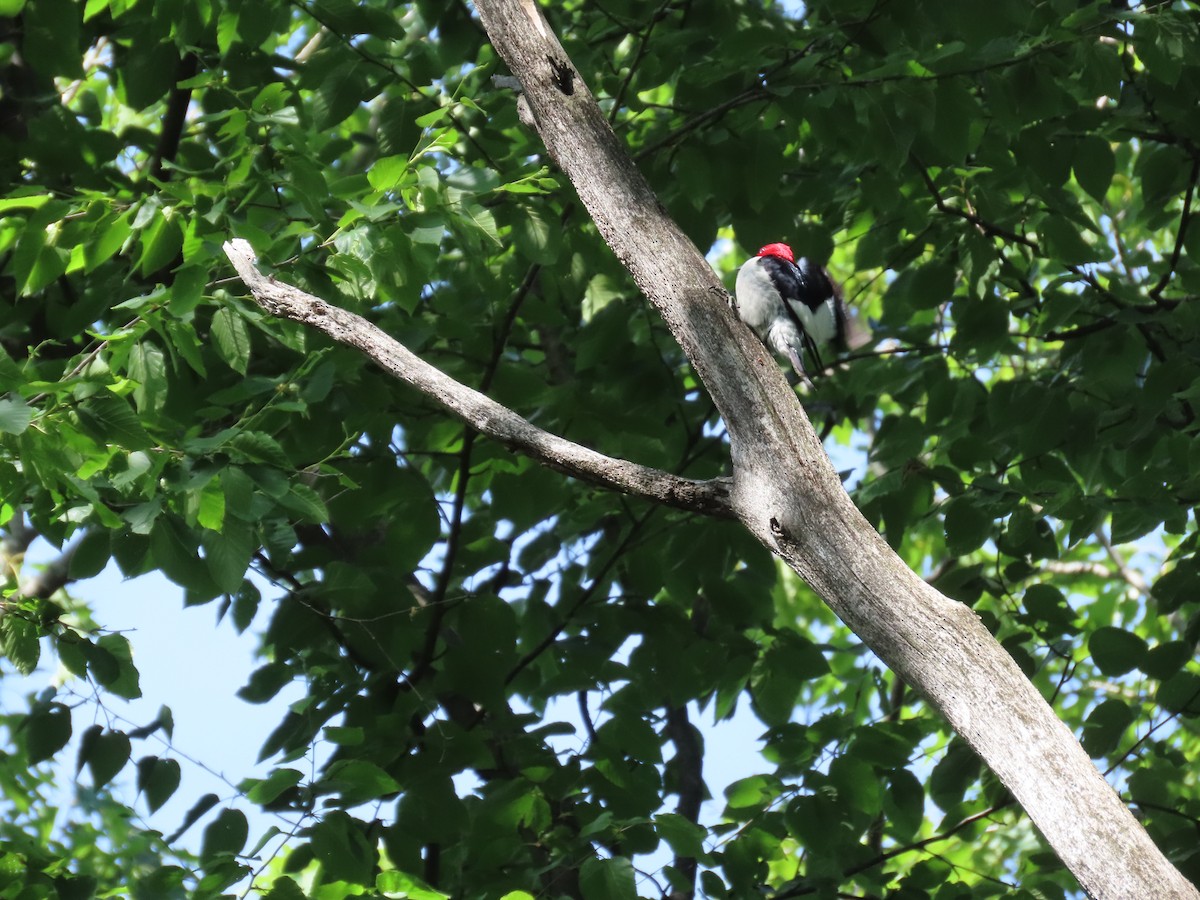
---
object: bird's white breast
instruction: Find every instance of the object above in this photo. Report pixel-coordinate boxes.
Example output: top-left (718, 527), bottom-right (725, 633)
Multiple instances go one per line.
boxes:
top-left (734, 259), bottom-right (783, 338)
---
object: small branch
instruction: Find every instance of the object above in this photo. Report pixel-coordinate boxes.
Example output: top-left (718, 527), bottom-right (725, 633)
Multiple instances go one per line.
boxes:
top-left (634, 85), bottom-right (768, 161)
top-left (503, 506), bottom-right (655, 687)
top-left (913, 159), bottom-right (1038, 252)
top-left (834, 805), bottom-right (1012, 890)
top-left (1042, 555), bottom-right (1147, 596)
top-left (148, 54), bottom-right (199, 182)
top-left (664, 704), bottom-right (703, 900)
top-left (608, 0), bottom-right (674, 123)
top-left (17, 540), bottom-right (80, 601)
top-left (577, 691), bottom-right (598, 744)
top-left (413, 260), bottom-right (547, 683)
top-left (2, 519), bottom-right (82, 601)
top-left (1105, 704), bottom-right (1194, 780)
top-left (1149, 156), bottom-right (1200, 303)
top-left (1094, 530), bottom-right (1150, 595)
top-left (1037, 317), bottom-right (1120, 342)
top-left (222, 239), bottom-right (732, 519)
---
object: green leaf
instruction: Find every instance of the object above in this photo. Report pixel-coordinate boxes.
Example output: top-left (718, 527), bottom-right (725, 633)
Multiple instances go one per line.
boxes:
top-left (1141, 641), bottom-right (1190, 680)
top-left (84, 209), bottom-right (132, 272)
top-left (195, 482), bottom-right (226, 531)
top-left (0, 397), bottom-right (34, 435)
top-left (264, 876), bottom-right (307, 900)
top-left (244, 767), bottom-right (304, 805)
top-left (23, 702), bottom-right (72, 765)
top-left (1, 615), bottom-right (40, 675)
top-left (216, 6), bottom-right (239, 55)
top-left (76, 394), bottom-right (154, 451)
top-left (231, 580), bottom-right (261, 634)
top-left (128, 341), bottom-right (168, 416)
top-left (1089, 627), bottom-right (1148, 676)
top-left (883, 768), bottom-right (925, 840)
top-left (162, 264), bottom-right (203, 317)
top-left (138, 212), bottom-right (183, 276)
top-left (511, 207), bottom-right (559, 263)
top-left (322, 725), bottom-right (363, 746)
top-left (1081, 699), bottom-right (1134, 758)
top-left (579, 856), bottom-right (637, 900)
top-left (136, 756), bottom-right (182, 813)
top-left (212, 307), bottom-right (252, 374)
top-left (200, 808), bottom-right (248, 861)
top-left (69, 529), bottom-right (111, 579)
top-left (724, 774), bottom-right (781, 811)
top-left (455, 198), bottom-right (501, 247)
top-left (1039, 217), bottom-right (1111, 266)
top-left (313, 60), bottom-right (370, 129)
top-left (228, 431), bottom-right (291, 467)
top-left (56, 632), bottom-right (89, 678)
top-left (23, 0), bottom-right (80, 78)
top-left (368, 155), bottom-right (411, 191)
top-left (1135, 15), bottom-right (1185, 86)
top-left (237, 662), bottom-right (294, 704)
top-left (278, 483), bottom-right (328, 523)
top-left (931, 80), bottom-right (979, 163)
top-left (1073, 136), bottom-right (1115, 202)
top-left (751, 635), bottom-right (829, 726)
top-left (78, 726), bottom-right (131, 788)
top-left (202, 517), bottom-right (255, 594)
top-left (168, 793), bottom-right (219, 844)
top-left (785, 790), bottom-right (844, 855)
top-left (929, 741), bottom-right (981, 811)
top-left (320, 759), bottom-right (400, 806)
top-left (1023, 584), bottom-right (1075, 631)
top-left (0, 191), bottom-right (48, 212)
top-left (151, 514), bottom-right (218, 594)
top-left (1156, 672), bottom-right (1200, 717)
top-left (89, 633), bottom-right (142, 699)
top-left (943, 497), bottom-right (993, 556)
top-left (0, 346), bottom-right (22, 392)
top-left (655, 813), bottom-right (707, 859)
top-left (414, 106), bottom-right (450, 129)
top-left (907, 260), bottom-right (957, 311)
top-left (308, 811), bottom-right (373, 884)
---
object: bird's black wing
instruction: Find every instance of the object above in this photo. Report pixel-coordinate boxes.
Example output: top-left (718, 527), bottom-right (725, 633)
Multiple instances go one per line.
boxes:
top-left (761, 255), bottom-right (829, 374)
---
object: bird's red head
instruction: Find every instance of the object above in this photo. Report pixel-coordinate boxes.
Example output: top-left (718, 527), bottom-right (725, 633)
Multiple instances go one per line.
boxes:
top-left (757, 242), bottom-right (795, 264)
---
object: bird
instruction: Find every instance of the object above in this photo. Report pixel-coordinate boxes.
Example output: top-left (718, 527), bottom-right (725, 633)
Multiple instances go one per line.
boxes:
top-left (733, 242), bottom-right (846, 385)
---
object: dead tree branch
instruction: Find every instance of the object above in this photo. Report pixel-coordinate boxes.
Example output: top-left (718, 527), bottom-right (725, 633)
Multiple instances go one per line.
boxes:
top-left (222, 239), bottom-right (733, 521)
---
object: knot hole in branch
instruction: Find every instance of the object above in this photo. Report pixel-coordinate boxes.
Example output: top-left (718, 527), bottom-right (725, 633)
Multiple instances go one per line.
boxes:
top-left (547, 56), bottom-right (574, 95)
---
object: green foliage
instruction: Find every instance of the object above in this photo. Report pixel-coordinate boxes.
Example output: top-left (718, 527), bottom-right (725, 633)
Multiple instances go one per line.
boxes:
top-left (0, 0), bottom-right (1199, 897)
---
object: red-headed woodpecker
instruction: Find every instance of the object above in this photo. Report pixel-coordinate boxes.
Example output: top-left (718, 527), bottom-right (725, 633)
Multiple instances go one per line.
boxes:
top-left (733, 242), bottom-right (846, 383)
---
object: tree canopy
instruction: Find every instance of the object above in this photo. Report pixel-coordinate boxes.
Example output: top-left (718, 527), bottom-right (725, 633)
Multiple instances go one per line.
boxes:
top-left (2, 0), bottom-right (1200, 898)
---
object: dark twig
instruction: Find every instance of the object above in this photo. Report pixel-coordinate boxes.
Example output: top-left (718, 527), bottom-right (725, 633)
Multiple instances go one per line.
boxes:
top-left (664, 705), bottom-right (704, 900)
top-left (608, 0), bottom-right (675, 123)
top-left (1149, 156), bottom-right (1200, 303)
top-left (503, 507), bottom-right (656, 686)
top-left (148, 54), bottom-right (199, 182)
top-left (415, 258), bottom-right (557, 682)
top-left (774, 804), bottom-right (1012, 897)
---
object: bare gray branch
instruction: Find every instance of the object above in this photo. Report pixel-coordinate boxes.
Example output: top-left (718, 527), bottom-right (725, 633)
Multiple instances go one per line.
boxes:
top-left (222, 239), bottom-right (733, 520)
